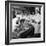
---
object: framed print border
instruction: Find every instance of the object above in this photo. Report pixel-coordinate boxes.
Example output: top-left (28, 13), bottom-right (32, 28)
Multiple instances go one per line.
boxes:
top-left (5, 1), bottom-right (45, 45)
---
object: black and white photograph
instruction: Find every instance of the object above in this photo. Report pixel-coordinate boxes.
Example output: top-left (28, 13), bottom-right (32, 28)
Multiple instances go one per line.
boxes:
top-left (5, 1), bottom-right (45, 45)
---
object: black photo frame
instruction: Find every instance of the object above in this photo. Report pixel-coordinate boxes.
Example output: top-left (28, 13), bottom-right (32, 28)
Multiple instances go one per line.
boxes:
top-left (5, 1), bottom-right (45, 45)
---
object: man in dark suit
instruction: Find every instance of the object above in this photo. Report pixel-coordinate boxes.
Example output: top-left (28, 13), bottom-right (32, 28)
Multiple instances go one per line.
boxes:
top-left (18, 19), bottom-right (35, 38)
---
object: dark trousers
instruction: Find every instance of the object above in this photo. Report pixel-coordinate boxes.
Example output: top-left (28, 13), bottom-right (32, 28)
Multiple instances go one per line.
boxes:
top-left (19, 26), bottom-right (35, 38)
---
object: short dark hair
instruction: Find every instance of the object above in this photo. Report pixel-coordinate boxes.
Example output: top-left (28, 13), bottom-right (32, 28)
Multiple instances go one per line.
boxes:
top-left (20, 19), bottom-right (25, 23)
